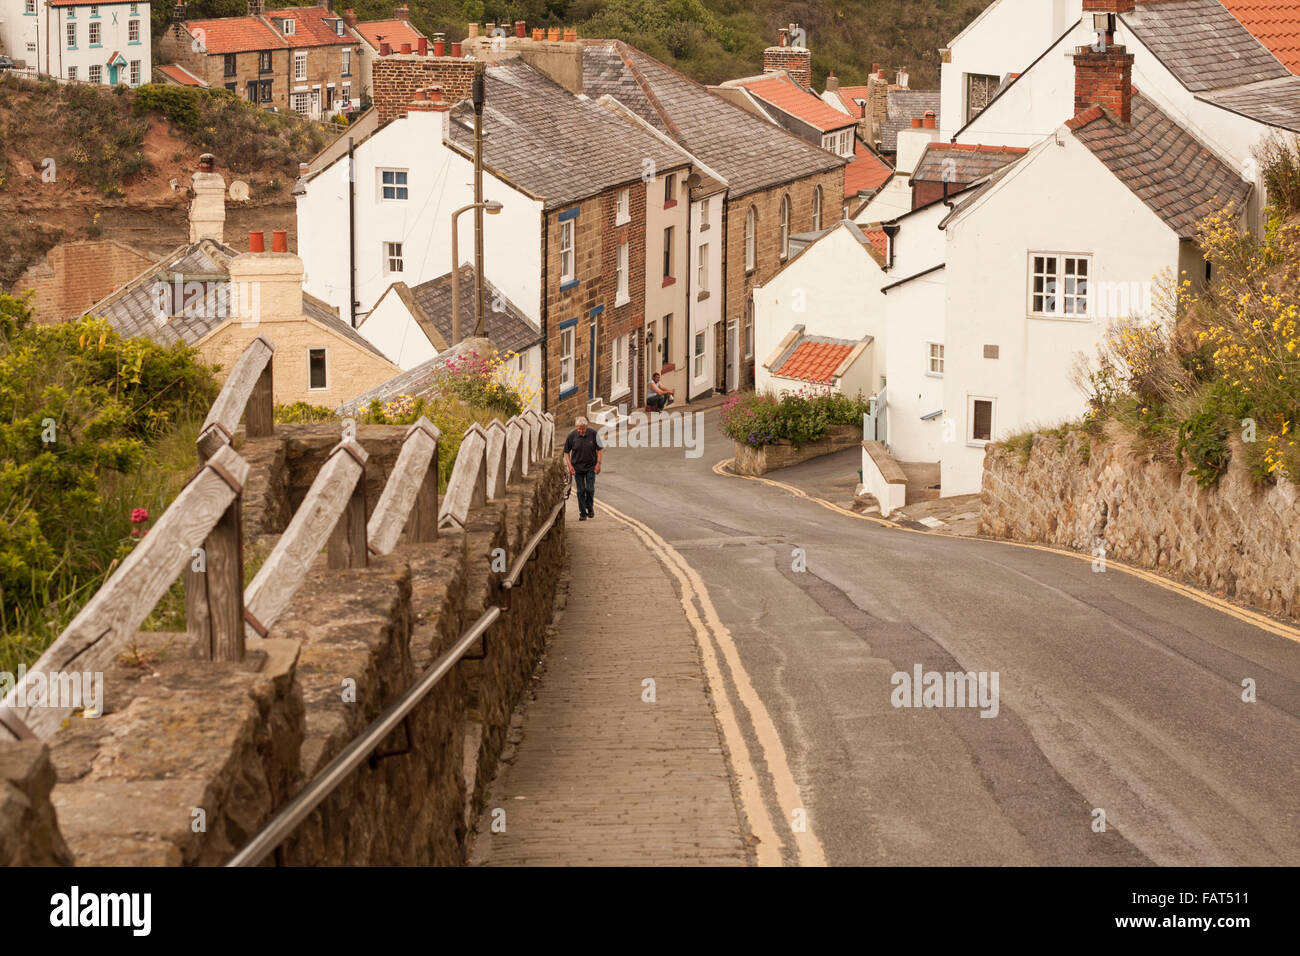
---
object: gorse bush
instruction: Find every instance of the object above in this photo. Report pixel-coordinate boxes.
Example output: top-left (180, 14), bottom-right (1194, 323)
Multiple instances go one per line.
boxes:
top-left (720, 387), bottom-right (870, 448)
top-left (1072, 192), bottom-right (1300, 486)
top-left (0, 294), bottom-right (218, 665)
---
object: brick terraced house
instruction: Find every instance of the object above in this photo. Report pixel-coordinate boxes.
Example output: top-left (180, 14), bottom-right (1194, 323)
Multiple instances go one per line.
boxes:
top-left (159, 0), bottom-right (355, 117)
top-left (296, 53), bottom-right (689, 425)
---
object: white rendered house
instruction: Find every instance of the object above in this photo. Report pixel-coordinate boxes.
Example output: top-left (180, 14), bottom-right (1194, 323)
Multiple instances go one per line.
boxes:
top-left (1, 0), bottom-right (150, 85)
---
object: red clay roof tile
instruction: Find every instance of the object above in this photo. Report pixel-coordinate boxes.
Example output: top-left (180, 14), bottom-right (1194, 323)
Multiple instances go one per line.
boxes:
top-left (774, 340), bottom-right (856, 384)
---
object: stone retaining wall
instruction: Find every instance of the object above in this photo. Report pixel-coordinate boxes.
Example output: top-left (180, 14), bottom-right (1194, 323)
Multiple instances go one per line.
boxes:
top-left (0, 425), bottom-right (569, 866)
top-left (731, 424), bottom-right (863, 476)
top-left (980, 432), bottom-right (1300, 620)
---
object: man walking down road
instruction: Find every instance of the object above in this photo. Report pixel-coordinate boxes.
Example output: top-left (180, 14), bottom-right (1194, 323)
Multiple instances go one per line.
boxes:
top-left (564, 416), bottom-right (604, 521)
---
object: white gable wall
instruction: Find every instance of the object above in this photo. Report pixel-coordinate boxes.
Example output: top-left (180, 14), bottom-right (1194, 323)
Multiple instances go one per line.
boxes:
top-left (296, 109), bottom-right (544, 325)
top-left (357, 286), bottom-right (437, 370)
top-left (753, 224), bottom-right (888, 396)
top-left (939, 130), bottom-right (1180, 495)
top-left (941, 0), bottom-right (1083, 140)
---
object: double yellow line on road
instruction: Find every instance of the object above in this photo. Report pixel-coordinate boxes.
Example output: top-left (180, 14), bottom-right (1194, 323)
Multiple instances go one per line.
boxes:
top-left (712, 459), bottom-right (1300, 645)
top-left (595, 499), bottom-right (829, 867)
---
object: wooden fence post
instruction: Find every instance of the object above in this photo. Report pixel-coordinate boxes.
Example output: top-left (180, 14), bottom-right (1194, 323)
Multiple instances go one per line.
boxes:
top-left (327, 441), bottom-right (369, 569)
top-left (246, 360), bottom-right (274, 439)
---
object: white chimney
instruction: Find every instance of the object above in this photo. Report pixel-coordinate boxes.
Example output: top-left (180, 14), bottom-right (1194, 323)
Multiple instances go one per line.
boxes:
top-left (895, 116), bottom-right (939, 175)
top-left (189, 153), bottom-right (226, 243)
top-left (896, 67), bottom-right (909, 89)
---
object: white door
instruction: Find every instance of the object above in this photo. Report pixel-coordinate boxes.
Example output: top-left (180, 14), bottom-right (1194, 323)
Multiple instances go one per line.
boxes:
top-left (726, 319), bottom-right (738, 392)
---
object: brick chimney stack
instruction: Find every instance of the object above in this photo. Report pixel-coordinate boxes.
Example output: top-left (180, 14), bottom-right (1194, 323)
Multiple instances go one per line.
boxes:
top-left (1073, 0), bottom-right (1134, 123)
top-left (825, 71), bottom-right (839, 93)
top-left (342, 7), bottom-right (357, 28)
top-left (394, 4), bottom-right (410, 21)
top-left (189, 153), bottom-right (226, 244)
top-left (763, 22), bottom-right (811, 88)
top-left (247, 0), bottom-right (263, 16)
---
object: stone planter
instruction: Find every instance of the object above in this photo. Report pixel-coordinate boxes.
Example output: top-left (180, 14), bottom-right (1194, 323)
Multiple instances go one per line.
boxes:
top-left (731, 424), bottom-right (863, 476)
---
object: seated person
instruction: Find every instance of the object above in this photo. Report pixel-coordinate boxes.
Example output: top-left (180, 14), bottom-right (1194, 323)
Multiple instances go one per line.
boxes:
top-left (646, 372), bottom-right (675, 411)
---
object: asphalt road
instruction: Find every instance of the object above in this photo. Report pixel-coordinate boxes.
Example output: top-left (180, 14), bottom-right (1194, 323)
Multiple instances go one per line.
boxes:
top-left (587, 407), bottom-right (1300, 866)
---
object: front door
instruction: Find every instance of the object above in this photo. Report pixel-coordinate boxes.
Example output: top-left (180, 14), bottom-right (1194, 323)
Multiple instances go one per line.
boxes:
top-left (108, 65), bottom-right (119, 84)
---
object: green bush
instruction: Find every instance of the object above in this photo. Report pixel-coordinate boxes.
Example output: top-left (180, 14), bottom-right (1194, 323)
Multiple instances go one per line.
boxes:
top-left (0, 294), bottom-right (218, 665)
top-left (719, 387), bottom-right (870, 448)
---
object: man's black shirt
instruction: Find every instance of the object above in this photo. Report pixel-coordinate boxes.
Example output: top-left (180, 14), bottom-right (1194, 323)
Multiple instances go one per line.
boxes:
top-left (564, 428), bottom-right (603, 472)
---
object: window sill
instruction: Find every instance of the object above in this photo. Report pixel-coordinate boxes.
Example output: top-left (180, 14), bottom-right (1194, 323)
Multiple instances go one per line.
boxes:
top-left (967, 440), bottom-right (990, 448)
top-left (699, 222), bottom-right (710, 232)
top-left (664, 200), bottom-right (678, 210)
top-left (559, 385), bottom-right (578, 399)
top-left (661, 363), bottom-right (676, 373)
top-left (609, 385), bottom-right (630, 402)
top-left (129, 40), bottom-right (141, 46)
top-left (925, 371), bottom-right (944, 379)
top-left (615, 214), bottom-right (630, 227)
top-left (661, 276), bottom-right (676, 288)
top-left (1027, 312), bottom-right (1092, 322)
top-left (614, 294), bottom-right (630, 308)
top-left (560, 277), bottom-right (580, 292)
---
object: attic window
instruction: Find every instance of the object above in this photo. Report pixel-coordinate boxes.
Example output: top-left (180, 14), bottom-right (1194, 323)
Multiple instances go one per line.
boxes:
top-left (282, 18), bottom-right (296, 35)
top-left (335, 20), bottom-right (345, 37)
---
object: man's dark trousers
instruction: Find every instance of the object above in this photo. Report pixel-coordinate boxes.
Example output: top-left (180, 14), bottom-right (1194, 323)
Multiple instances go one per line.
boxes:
top-left (574, 470), bottom-right (595, 516)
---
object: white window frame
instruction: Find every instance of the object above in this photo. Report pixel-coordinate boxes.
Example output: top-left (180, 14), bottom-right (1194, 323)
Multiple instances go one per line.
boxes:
top-left (616, 188), bottom-right (630, 225)
top-left (615, 241), bottom-right (629, 306)
top-left (308, 348), bottom-right (329, 391)
top-left (283, 18), bottom-right (296, 36)
top-left (779, 195), bottom-right (791, 260)
top-left (744, 207), bottom-right (756, 272)
top-left (693, 329), bottom-right (706, 378)
top-left (294, 51), bottom-right (307, 82)
top-left (291, 91), bottom-right (311, 114)
top-left (130, 60), bottom-right (140, 85)
top-left (67, 65), bottom-right (77, 80)
top-left (384, 241), bottom-right (404, 274)
top-left (24, 0), bottom-right (35, 12)
top-left (611, 333), bottom-right (629, 398)
top-left (697, 242), bottom-right (708, 292)
top-left (1029, 252), bottom-right (1091, 318)
top-left (699, 198), bottom-right (709, 230)
top-left (663, 225), bottom-right (674, 280)
top-left (744, 303), bottom-right (754, 360)
top-left (88, 64), bottom-right (102, 83)
top-left (812, 186), bottom-right (822, 231)
top-left (341, 47), bottom-right (351, 75)
top-left (379, 168), bottom-right (408, 201)
top-left (559, 220), bottom-right (574, 282)
top-left (968, 395), bottom-right (996, 446)
top-left (560, 326), bottom-right (576, 391)
top-left (66, 22), bottom-right (76, 48)
top-left (129, 19), bottom-right (139, 42)
top-left (926, 342), bottom-right (944, 376)
top-left (88, 20), bottom-right (101, 45)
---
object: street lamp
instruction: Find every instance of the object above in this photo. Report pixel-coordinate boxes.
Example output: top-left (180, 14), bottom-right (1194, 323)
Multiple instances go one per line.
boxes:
top-left (450, 199), bottom-right (503, 344)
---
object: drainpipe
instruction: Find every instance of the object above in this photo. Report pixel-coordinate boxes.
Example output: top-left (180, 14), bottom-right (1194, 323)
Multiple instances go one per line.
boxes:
top-left (719, 198), bottom-right (729, 393)
top-left (347, 135), bottom-right (356, 326)
top-left (540, 212), bottom-right (549, 413)
top-left (683, 176), bottom-right (694, 403)
top-left (881, 222), bottom-right (900, 271)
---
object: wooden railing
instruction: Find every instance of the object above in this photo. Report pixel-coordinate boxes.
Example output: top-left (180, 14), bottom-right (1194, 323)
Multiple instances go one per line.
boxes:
top-left (0, 334), bottom-right (558, 742)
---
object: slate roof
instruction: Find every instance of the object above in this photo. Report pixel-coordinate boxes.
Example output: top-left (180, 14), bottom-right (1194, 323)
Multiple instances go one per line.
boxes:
top-left (444, 60), bottom-right (688, 210)
top-left (353, 18), bottom-right (424, 50)
top-left (1066, 92), bottom-right (1251, 239)
top-left (1201, 75), bottom-right (1300, 130)
top-left (723, 74), bottom-right (859, 132)
top-left (1222, 0), bottom-right (1300, 72)
top-left (184, 17), bottom-right (288, 55)
top-left (407, 266), bottom-right (542, 356)
top-left (580, 41), bottom-right (845, 198)
top-left (1123, 0), bottom-right (1289, 92)
top-left (771, 335), bottom-right (866, 384)
top-left (881, 90), bottom-right (940, 152)
top-left (85, 238), bottom-right (390, 360)
top-left (912, 142), bottom-right (1028, 184)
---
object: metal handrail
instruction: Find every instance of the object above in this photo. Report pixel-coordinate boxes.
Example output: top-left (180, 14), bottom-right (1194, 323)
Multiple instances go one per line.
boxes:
top-left (226, 477), bottom-right (571, 867)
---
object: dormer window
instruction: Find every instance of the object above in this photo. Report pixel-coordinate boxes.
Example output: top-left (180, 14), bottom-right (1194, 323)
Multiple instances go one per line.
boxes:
top-left (282, 18), bottom-right (296, 35)
top-left (335, 19), bottom-right (345, 37)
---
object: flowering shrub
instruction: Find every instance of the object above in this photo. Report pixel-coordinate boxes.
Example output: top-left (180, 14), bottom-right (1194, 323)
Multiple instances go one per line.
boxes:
top-left (720, 387), bottom-right (871, 448)
top-left (1073, 197), bottom-right (1300, 485)
top-left (437, 348), bottom-right (534, 418)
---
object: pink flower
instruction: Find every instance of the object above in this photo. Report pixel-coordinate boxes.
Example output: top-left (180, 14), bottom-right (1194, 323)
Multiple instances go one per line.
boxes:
top-left (130, 508), bottom-right (149, 524)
